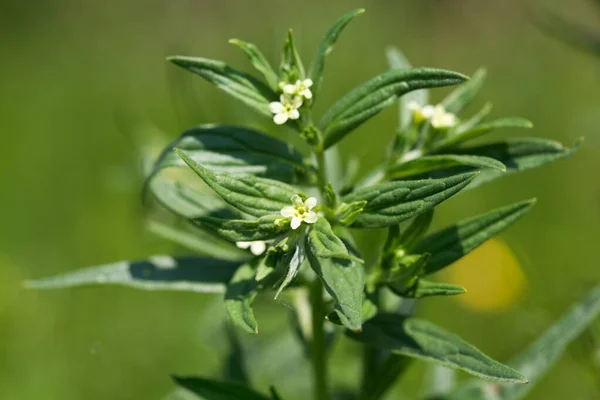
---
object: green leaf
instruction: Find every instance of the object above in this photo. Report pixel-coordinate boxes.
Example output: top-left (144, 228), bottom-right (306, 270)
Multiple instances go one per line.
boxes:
top-left (416, 199), bottom-right (536, 275)
top-left (386, 155), bottom-right (506, 180)
top-left (306, 218), bottom-right (365, 330)
top-left (455, 102), bottom-right (493, 133)
top-left (398, 209), bottom-right (434, 250)
top-left (320, 68), bottom-right (469, 149)
top-left (500, 284), bottom-right (600, 400)
top-left (448, 284), bottom-right (600, 400)
top-left (167, 56), bottom-right (276, 117)
top-left (147, 124), bottom-right (310, 184)
top-left (173, 376), bottom-right (271, 400)
top-left (348, 314), bottom-right (528, 383)
top-left (280, 29), bottom-right (305, 80)
top-left (229, 39), bottom-right (279, 91)
top-left (432, 117), bottom-right (533, 151)
top-left (402, 279), bottom-right (466, 299)
top-left (386, 46), bottom-right (429, 129)
top-left (273, 235), bottom-right (306, 298)
top-left (385, 254), bottom-right (430, 295)
top-left (146, 220), bottom-right (246, 261)
top-left (225, 263), bottom-right (260, 334)
top-left (326, 298), bottom-right (378, 325)
top-left (335, 200), bottom-right (368, 226)
top-left (308, 8), bottom-right (365, 97)
top-left (223, 325), bottom-right (250, 384)
top-left (441, 68), bottom-right (487, 114)
top-left (193, 215), bottom-right (288, 243)
top-left (451, 137), bottom-right (582, 189)
top-left (176, 149), bottom-right (297, 217)
top-left (24, 256), bottom-right (242, 293)
top-left (341, 172), bottom-right (477, 228)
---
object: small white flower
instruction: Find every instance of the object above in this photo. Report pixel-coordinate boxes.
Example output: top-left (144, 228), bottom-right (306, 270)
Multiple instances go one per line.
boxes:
top-left (269, 95), bottom-right (303, 125)
top-left (236, 240), bottom-right (267, 256)
top-left (430, 105), bottom-right (458, 129)
top-left (280, 194), bottom-right (319, 230)
top-left (407, 101), bottom-right (435, 122)
top-left (283, 79), bottom-right (313, 100)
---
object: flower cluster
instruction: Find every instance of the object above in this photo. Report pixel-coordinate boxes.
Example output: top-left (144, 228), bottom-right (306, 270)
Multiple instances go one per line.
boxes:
top-left (407, 101), bottom-right (458, 129)
top-left (269, 79), bottom-right (313, 125)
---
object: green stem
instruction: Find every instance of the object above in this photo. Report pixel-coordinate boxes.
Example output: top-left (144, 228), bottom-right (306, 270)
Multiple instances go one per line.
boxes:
top-left (310, 279), bottom-right (329, 400)
top-left (361, 355), bottom-right (411, 400)
top-left (315, 148), bottom-right (328, 198)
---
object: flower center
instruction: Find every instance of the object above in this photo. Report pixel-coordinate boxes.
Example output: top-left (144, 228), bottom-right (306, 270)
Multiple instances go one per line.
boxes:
top-left (295, 205), bottom-right (308, 216)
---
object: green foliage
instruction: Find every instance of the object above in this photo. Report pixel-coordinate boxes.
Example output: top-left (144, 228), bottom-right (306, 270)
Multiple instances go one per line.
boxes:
top-left (25, 8), bottom-right (592, 400)
top-left (348, 314), bottom-right (527, 383)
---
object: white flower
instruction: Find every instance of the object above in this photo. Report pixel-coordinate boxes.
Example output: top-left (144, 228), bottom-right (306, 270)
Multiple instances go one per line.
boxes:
top-left (280, 194), bottom-right (319, 230)
top-left (283, 79), bottom-right (313, 100)
top-left (430, 105), bottom-right (458, 129)
top-left (236, 240), bottom-right (267, 256)
top-left (407, 101), bottom-right (435, 123)
top-left (269, 95), bottom-right (303, 125)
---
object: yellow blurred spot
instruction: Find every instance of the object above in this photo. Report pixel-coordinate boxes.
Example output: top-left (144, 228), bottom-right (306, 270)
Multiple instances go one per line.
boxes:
top-left (441, 238), bottom-right (527, 313)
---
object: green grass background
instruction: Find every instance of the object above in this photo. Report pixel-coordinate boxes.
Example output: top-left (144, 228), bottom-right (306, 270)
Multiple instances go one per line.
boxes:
top-left (1, 0), bottom-right (599, 398)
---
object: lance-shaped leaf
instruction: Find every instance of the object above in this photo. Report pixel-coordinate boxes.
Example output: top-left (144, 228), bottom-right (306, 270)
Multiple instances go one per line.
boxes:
top-left (326, 298), bottom-right (378, 326)
top-left (167, 56), bottom-right (276, 116)
top-left (173, 376), bottom-right (271, 400)
top-left (320, 68), bottom-right (468, 149)
top-left (398, 209), bottom-right (434, 250)
top-left (500, 284), bottom-right (600, 400)
top-left (386, 155), bottom-right (506, 180)
top-left (416, 199), bottom-right (536, 275)
top-left (431, 117), bottom-right (533, 152)
top-left (229, 39), bottom-right (279, 91)
top-left (386, 46), bottom-right (429, 129)
top-left (341, 172), bottom-right (477, 228)
top-left (309, 8), bottom-right (365, 97)
top-left (335, 200), bottom-right (368, 226)
top-left (24, 256), bottom-right (242, 293)
top-left (176, 149), bottom-right (298, 217)
top-left (347, 314), bottom-right (528, 383)
top-left (147, 124), bottom-right (310, 184)
top-left (455, 102), bottom-right (493, 134)
top-left (306, 218), bottom-right (365, 330)
top-left (448, 284), bottom-right (600, 400)
top-left (280, 29), bottom-right (305, 80)
top-left (441, 67), bottom-right (487, 114)
top-left (401, 279), bottom-right (466, 299)
top-left (451, 137), bottom-right (581, 190)
top-left (225, 263), bottom-right (260, 334)
top-left (193, 215), bottom-right (288, 243)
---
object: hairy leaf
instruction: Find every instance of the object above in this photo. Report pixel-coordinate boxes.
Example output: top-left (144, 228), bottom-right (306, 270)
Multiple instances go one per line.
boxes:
top-left (398, 209), bottom-right (434, 250)
top-left (441, 68), bottom-right (487, 114)
top-left (173, 376), bottom-right (271, 400)
top-left (402, 279), bottom-right (466, 299)
top-left (416, 199), bottom-right (536, 275)
top-left (348, 314), bottom-right (527, 383)
top-left (320, 68), bottom-right (468, 149)
top-left (25, 256), bottom-right (242, 293)
top-left (327, 298), bottom-right (378, 326)
top-left (386, 46), bottom-right (429, 129)
top-left (147, 125), bottom-right (310, 184)
top-left (309, 8), bottom-right (365, 97)
top-left (306, 218), bottom-right (364, 330)
top-left (342, 172), bottom-right (477, 228)
top-left (176, 149), bottom-right (297, 217)
top-left (432, 117), bottom-right (533, 151)
top-left (229, 39), bottom-right (279, 91)
top-left (225, 263), bottom-right (260, 334)
top-left (167, 56), bottom-right (276, 116)
top-left (193, 215), bottom-right (288, 242)
top-left (336, 200), bottom-right (368, 226)
top-left (387, 155), bottom-right (505, 180)
top-left (452, 137), bottom-right (581, 189)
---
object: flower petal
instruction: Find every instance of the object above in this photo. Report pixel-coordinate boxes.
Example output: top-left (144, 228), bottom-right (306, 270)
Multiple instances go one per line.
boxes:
top-left (283, 84), bottom-right (296, 94)
top-left (303, 79), bottom-right (313, 87)
top-left (292, 96), bottom-right (303, 108)
top-left (304, 211), bottom-right (318, 224)
top-left (269, 102), bottom-right (284, 113)
top-left (302, 89), bottom-right (313, 99)
top-left (304, 197), bottom-right (317, 210)
top-left (281, 206), bottom-right (296, 218)
top-left (290, 216), bottom-right (302, 230)
top-left (274, 113), bottom-right (288, 125)
top-left (250, 241), bottom-right (267, 256)
top-left (291, 194), bottom-right (303, 206)
top-left (236, 241), bottom-right (251, 249)
top-left (289, 109), bottom-right (300, 120)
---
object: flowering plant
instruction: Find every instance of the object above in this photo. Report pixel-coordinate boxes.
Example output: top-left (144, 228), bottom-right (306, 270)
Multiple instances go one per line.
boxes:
top-left (27, 9), bottom-right (599, 400)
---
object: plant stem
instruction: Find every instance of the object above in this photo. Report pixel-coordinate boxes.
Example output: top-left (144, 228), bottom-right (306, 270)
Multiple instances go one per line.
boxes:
top-left (315, 148), bottom-right (328, 198)
top-left (310, 279), bottom-right (329, 400)
top-left (361, 354), bottom-right (412, 400)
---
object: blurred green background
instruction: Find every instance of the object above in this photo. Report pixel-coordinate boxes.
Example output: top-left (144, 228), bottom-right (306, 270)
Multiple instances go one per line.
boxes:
top-left (1, 0), bottom-right (600, 398)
